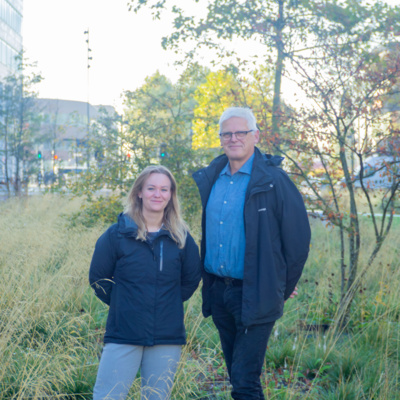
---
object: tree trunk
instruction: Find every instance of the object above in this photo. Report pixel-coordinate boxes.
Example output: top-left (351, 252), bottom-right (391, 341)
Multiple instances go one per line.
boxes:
top-left (339, 224), bottom-right (346, 297)
top-left (271, 0), bottom-right (285, 144)
top-left (4, 127), bottom-right (10, 197)
top-left (337, 134), bottom-right (361, 328)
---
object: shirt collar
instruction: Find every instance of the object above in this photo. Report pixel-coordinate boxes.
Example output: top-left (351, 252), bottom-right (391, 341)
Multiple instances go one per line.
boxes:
top-left (220, 153), bottom-right (255, 177)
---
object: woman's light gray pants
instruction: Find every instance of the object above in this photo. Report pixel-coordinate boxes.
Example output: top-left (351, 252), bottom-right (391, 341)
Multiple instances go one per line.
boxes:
top-left (93, 343), bottom-right (182, 400)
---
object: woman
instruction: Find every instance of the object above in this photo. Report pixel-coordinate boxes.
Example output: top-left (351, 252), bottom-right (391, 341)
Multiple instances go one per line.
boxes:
top-left (89, 165), bottom-right (201, 400)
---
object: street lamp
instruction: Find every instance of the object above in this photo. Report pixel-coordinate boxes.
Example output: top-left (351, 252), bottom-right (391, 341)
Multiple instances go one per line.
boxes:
top-left (84, 29), bottom-right (92, 171)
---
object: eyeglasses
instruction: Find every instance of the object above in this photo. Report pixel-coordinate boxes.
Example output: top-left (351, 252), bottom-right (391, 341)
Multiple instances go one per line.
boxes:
top-left (219, 130), bottom-right (253, 141)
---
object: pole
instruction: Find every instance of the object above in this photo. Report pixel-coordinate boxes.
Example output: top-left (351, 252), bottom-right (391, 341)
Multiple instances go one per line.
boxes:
top-left (84, 29), bottom-right (92, 171)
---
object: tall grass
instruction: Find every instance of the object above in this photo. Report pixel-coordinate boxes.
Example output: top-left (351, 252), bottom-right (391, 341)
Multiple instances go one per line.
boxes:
top-left (0, 195), bottom-right (104, 399)
top-left (0, 195), bottom-right (399, 399)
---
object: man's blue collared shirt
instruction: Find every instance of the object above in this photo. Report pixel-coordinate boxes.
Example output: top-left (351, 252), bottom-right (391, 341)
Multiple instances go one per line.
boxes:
top-left (205, 154), bottom-right (254, 279)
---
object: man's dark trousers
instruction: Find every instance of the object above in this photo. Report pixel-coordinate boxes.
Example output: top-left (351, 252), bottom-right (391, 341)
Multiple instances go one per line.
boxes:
top-left (210, 277), bottom-right (275, 400)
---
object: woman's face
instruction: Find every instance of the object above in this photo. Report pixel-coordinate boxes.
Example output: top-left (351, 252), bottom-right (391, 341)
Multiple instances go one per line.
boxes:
top-left (139, 173), bottom-right (172, 215)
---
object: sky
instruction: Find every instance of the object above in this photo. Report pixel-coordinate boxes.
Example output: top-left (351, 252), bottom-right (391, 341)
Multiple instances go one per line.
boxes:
top-left (23, 0), bottom-right (400, 112)
top-left (23, 0), bottom-right (190, 111)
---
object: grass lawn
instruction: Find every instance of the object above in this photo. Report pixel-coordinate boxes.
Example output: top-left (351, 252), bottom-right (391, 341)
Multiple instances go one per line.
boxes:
top-left (0, 194), bottom-right (399, 399)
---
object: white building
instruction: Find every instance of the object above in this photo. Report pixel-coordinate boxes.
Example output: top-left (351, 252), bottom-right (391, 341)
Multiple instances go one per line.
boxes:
top-left (0, 0), bottom-right (23, 189)
top-left (35, 98), bottom-right (115, 183)
top-left (0, 0), bottom-right (22, 79)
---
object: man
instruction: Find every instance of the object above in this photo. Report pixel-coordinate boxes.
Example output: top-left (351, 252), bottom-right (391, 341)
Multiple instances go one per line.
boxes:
top-left (193, 107), bottom-right (311, 399)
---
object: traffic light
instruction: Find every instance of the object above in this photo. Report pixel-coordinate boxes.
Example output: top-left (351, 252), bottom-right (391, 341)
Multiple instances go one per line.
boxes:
top-left (54, 154), bottom-right (58, 160)
top-left (37, 151), bottom-right (42, 159)
top-left (159, 143), bottom-right (167, 159)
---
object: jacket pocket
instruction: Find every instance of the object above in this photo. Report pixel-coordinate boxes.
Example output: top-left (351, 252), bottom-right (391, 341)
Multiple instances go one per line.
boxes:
top-left (106, 284), bottom-right (119, 334)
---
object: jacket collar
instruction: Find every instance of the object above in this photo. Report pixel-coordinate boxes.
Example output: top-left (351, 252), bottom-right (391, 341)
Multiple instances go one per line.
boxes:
top-left (117, 213), bottom-right (172, 240)
top-left (118, 213), bottom-right (138, 235)
top-left (193, 147), bottom-right (284, 203)
top-left (246, 147), bottom-right (283, 193)
top-left (192, 152), bottom-right (228, 207)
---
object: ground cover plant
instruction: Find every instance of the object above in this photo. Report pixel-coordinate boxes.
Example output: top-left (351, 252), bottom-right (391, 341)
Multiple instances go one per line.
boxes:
top-left (0, 195), bottom-right (399, 399)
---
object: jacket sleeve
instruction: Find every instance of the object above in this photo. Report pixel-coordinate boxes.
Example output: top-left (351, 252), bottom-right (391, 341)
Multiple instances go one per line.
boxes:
top-left (180, 233), bottom-right (202, 302)
top-left (276, 170), bottom-right (311, 300)
top-left (89, 226), bottom-right (118, 305)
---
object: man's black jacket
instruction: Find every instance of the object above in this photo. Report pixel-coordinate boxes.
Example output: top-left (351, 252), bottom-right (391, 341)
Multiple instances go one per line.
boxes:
top-left (193, 147), bottom-right (311, 326)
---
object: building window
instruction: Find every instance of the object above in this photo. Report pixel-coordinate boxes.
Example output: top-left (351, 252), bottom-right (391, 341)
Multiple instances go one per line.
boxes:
top-left (0, 39), bottom-right (18, 70)
top-left (0, 0), bottom-right (22, 34)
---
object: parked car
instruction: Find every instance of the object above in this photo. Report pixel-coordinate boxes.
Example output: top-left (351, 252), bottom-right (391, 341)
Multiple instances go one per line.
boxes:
top-left (354, 155), bottom-right (399, 189)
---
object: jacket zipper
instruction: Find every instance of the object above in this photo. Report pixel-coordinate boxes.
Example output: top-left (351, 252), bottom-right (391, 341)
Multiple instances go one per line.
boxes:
top-left (159, 240), bottom-right (164, 271)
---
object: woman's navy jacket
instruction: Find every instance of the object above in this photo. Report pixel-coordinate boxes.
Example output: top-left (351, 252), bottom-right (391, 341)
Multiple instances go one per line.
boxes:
top-left (89, 213), bottom-right (201, 346)
top-left (193, 147), bottom-right (311, 327)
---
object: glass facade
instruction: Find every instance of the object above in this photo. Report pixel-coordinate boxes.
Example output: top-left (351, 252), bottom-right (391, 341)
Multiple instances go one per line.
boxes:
top-left (0, 0), bottom-right (22, 33)
top-left (0, 0), bottom-right (23, 184)
top-left (0, 38), bottom-right (18, 71)
top-left (0, 0), bottom-right (22, 77)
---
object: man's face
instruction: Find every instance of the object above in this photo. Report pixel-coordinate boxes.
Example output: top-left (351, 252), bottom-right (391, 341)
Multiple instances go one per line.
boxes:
top-left (220, 117), bottom-right (259, 164)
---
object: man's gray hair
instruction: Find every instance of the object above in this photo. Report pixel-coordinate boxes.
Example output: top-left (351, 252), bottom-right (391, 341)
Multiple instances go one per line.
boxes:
top-left (219, 107), bottom-right (258, 133)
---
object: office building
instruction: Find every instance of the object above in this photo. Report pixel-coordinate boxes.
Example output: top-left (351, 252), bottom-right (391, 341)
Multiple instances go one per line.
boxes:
top-left (35, 98), bottom-right (115, 180)
top-left (0, 0), bottom-right (23, 78)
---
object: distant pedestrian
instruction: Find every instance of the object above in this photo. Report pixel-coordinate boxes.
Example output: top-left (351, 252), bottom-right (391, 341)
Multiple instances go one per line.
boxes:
top-left (193, 107), bottom-right (311, 399)
top-left (90, 165), bottom-right (201, 400)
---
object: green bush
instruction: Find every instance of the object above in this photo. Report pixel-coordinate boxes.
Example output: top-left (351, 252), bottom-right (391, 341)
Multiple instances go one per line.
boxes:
top-left (69, 194), bottom-right (123, 228)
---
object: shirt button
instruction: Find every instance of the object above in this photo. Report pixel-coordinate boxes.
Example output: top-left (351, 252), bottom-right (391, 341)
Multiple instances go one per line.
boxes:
top-left (220, 265), bottom-right (224, 269)
top-left (270, 184), bottom-right (273, 187)
top-left (224, 201), bottom-right (227, 204)
top-left (230, 181), bottom-right (233, 184)
top-left (220, 221), bottom-right (223, 224)
top-left (220, 244), bottom-right (222, 247)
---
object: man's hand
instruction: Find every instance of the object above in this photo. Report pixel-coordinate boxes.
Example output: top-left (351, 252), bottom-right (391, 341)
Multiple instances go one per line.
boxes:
top-left (285, 286), bottom-right (298, 303)
top-left (288, 286), bottom-right (298, 299)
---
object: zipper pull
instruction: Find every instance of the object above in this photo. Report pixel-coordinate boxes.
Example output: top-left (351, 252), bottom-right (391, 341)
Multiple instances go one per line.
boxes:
top-left (159, 241), bottom-right (164, 271)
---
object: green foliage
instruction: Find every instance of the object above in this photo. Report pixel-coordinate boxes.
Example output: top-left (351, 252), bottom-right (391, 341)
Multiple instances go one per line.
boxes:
top-left (128, 0), bottom-right (400, 144)
top-left (122, 65), bottom-right (212, 177)
top-left (67, 109), bottom-right (134, 197)
top-left (69, 194), bottom-right (123, 228)
top-left (280, 31), bottom-right (400, 325)
top-left (192, 70), bottom-right (242, 149)
top-left (265, 339), bottom-right (296, 369)
top-left (192, 65), bottom-right (274, 150)
top-left (128, 0), bottom-right (323, 53)
top-left (69, 64), bottom-right (219, 226)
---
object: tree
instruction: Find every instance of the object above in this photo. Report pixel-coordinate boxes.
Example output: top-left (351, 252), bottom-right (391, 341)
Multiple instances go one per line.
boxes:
top-left (191, 70), bottom-right (239, 150)
top-left (40, 100), bottom-right (66, 182)
top-left (69, 107), bottom-right (129, 198)
top-left (128, 0), bottom-right (307, 138)
top-left (128, 0), bottom-right (400, 143)
top-left (124, 66), bottom-right (213, 221)
top-left (0, 56), bottom-right (42, 196)
top-left (128, 0), bottom-right (400, 327)
top-left (192, 64), bottom-right (274, 149)
top-left (279, 35), bottom-right (400, 327)
top-left (72, 66), bottom-right (212, 225)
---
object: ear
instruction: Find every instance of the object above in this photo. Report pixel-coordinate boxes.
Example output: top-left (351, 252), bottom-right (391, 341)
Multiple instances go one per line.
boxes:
top-left (254, 129), bottom-right (260, 144)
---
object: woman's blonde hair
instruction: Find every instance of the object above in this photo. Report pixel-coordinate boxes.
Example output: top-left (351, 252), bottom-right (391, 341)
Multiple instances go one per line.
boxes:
top-left (124, 165), bottom-right (188, 248)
